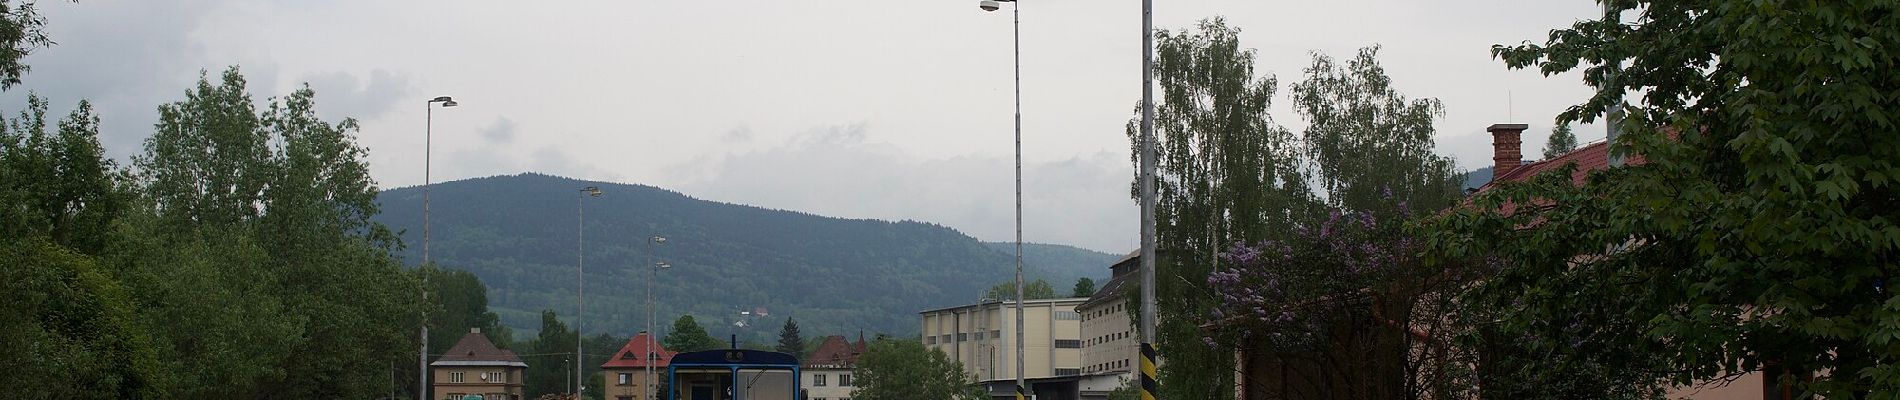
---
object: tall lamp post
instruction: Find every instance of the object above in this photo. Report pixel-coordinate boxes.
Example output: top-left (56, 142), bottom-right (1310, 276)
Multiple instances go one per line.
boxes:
top-left (645, 236), bottom-right (669, 400)
top-left (976, 1), bottom-right (1026, 398)
top-left (577, 185), bottom-right (603, 398)
top-left (419, 95), bottom-right (456, 400)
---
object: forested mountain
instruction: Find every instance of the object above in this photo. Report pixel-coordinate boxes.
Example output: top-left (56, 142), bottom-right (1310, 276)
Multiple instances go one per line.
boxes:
top-left (981, 241), bottom-right (1123, 287)
top-left (374, 173), bottom-right (1111, 341)
top-left (1461, 166), bottom-right (1493, 190)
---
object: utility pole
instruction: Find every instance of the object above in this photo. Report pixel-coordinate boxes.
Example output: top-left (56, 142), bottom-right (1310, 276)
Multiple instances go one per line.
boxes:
top-left (1138, 0), bottom-right (1160, 399)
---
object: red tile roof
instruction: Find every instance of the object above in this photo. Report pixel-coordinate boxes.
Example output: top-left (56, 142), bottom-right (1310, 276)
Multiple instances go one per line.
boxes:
top-left (1477, 140), bottom-right (1646, 192)
top-left (434, 330), bottom-right (524, 364)
top-left (804, 335), bottom-right (867, 369)
top-left (600, 332), bottom-right (676, 369)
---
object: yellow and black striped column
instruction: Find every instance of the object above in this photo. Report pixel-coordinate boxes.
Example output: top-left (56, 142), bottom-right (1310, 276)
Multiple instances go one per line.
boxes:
top-left (1016, 384), bottom-right (1027, 400)
top-left (1140, 342), bottom-right (1158, 400)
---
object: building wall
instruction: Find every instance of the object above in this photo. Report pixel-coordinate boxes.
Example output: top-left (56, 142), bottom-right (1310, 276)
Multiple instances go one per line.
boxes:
top-left (432, 366), bottom-right (525, 400)
top-left (1667, 371), bottom-right (1765, 400)
top-left (1078, 299), bottom-right (1135, 378)
top-left (601, 368), bottom-right (665, 400)
top-left (920, 298), bottom-right (1087, 384)
top-left (801, 367), bottom-right (856, 400)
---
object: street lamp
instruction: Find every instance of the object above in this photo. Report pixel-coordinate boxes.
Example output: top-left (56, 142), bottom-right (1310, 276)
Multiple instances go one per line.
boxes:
top-left (577, 185), bottom-right (603, 398)
top-left (419, 95), bottom-right (455, 400)
top-left (646, 236), bottom-right (669, 400)
top-left (977, 1), bottom-right (1028, 398)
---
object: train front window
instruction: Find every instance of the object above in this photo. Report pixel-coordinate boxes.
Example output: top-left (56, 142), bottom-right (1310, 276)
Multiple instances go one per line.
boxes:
top-left (672, 368), bottom-right (796, 400)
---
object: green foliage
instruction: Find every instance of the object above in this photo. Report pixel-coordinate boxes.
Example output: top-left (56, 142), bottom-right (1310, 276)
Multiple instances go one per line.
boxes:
top-left (1133, 18), bottom-right (1296, 398)
top-left (984, 278), bottom-right (1057, 301)
top-left (850, 338), bottom-right (986, 400)
top-left (1292, 45), bottom-right (1463, 215)
top-left (1426, 1), bottom-right (1900, 397)
top-left (524, 310), bottom-right (578, 399)
top-left (1105, 379), bottom-right (1140, 400)
top-left (777, 317), bottom-right (805, 358)
top-left (423, 267), bottom-right (513, 354)
top-left (0, 0), bottom-right (58, 90)
top-left (0, 94), bottom-right (125, 253)
top-left (1128, 18), bottom-right (1460, 399)
top-left (1542, 123), bottom-right (1578, 159)
top-left (0, 238), bottom-right (158, 399)
top-left (664, 315), bottom-right (724, 353)
top-left (1071, 277), bottom-right (1096, 298)
top-left (582, 332), bottom-right (627, 400)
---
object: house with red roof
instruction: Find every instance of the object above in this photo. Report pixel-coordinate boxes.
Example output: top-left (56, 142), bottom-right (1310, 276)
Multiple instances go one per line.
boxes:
top-left (431, 328), bottom-right (527, 400)
top-left (1478, 123), bottom-right (1767, 400)
top-left (599, 331), bottom-right (676, 400)
top-left (801, 334), bottom-right (867, 400)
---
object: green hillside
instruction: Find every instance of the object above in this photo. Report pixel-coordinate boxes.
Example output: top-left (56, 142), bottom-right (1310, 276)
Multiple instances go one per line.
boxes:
top-left (982, 241), bottom-right (1123, 289)
top-left (374, 173), bottom-right (1110, 341)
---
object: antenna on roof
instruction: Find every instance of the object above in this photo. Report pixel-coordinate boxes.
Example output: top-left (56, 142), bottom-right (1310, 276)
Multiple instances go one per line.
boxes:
top-left (1508, 89), bottom-right (1516, 123)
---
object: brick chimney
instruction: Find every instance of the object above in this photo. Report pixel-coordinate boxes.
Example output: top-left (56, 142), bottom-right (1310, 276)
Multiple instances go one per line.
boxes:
top-left (1489, 123), bottom-right (1528, 177)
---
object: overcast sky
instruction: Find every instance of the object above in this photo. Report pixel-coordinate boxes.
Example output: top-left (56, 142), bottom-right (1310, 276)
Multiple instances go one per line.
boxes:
top-left (7, 0), bottom-right (1607, 253)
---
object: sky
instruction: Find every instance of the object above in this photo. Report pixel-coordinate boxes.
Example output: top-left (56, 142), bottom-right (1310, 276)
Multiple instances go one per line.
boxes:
top-left (6, 0), bottom-right (1608, 253)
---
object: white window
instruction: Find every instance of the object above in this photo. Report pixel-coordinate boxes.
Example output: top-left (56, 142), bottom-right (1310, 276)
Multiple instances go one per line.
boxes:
top-left (814, 374), bottom-right (827, 386)
top-left (619, 373), bottom-right (632, 385)
top-left (450, 372), bottom-right (465, 383)
top-left (839, 374), bottom-right (852, 387)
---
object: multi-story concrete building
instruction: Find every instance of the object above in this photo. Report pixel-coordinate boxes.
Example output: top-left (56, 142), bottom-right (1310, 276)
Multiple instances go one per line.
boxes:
top-left (599, 332), bottom-right (675, 400)
top-left (801, 334), bottom-right (866, 400)
top-left (431, 328), bottom-right (527, 400)
top-left (1075, 252), bottom-right (1142, 399)
top-left (921, 297), bottom-right (1087, 400)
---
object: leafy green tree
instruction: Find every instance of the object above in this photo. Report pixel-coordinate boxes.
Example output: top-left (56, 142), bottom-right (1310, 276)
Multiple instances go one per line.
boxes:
top-left (1071, 277), bottom-right (1095, 297)
top-left (1292, 45), bottom-right (1462, 215)
top-left (663, 315), bottom-right (724, 353)
top-left (851, 338), bottom-right (986, 400)
top-left (423, 267), bottom-right (512, 353)
top-left (1542, 123), bottom-right (1578, 159)
top-left (0, 238), bottom-right (158, 399)
top-left (1105, 380), bottom-right (1140, 400)
top-left (135, 67), bottom-right (272, 232)
top-left (984, 278), bottom-right (1056, 301)
top-left (582, 332), bottom-right (627, 400)
top-left (777, 317), bottom-right (805, 358)
top-left (1129, 17), bottom-right (1300, 398)
top-left (1127, 19), bottom-right (1460, 399)
top-left (117, 66), bottom-right (420, 398)
top-left (108, 215), bottom-right (300, 398)
top-left (0, 0), bottom-right (62, 89)
top-left (0, 95), bottom-right (124, 254)
top-left (524, 310), bottom-right (578, 399)
top-left (1425, 0), bottom-right (1900, 397)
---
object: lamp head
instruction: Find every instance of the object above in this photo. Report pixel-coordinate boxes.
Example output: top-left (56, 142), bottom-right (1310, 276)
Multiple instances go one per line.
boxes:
top-left (429, 96), bottom-right (454, 103)
top-left (655, 262), bottom-right (671, 269)
top-left (582, 186), bottom-right (602, 197)
top-left (979, 0), bottom-right (1000, 11)
top-left (651, 236), bottom-right (667, 244)
top-left (441, 99), bottom-right (458, 107)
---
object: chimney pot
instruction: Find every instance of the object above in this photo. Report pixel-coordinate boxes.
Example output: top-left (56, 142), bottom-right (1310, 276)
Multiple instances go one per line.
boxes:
top-left (1489, 123), bottom-right (1529, 178)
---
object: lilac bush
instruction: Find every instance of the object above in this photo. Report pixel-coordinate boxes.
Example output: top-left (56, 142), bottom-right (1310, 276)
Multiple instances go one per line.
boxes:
top-left (1202, 205), bottom-right (1431, 352)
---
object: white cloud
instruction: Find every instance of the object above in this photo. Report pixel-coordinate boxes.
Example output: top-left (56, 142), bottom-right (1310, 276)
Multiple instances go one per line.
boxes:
top-left (673, 124), bottom-right (1136, 253)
